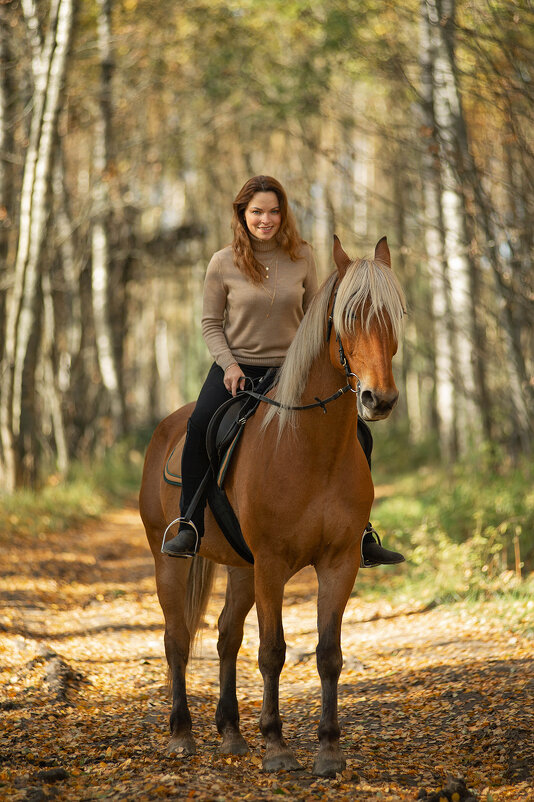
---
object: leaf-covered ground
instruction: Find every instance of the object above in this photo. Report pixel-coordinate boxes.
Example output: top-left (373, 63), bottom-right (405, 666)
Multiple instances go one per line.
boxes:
top-left (0, 504), bottom-right (532, 801)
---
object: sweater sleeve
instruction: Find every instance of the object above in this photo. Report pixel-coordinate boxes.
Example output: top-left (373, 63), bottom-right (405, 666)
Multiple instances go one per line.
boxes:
top-left (201, 253), bottom-right (236, 371)
top-left (302, 245), bottom-right (319, 313)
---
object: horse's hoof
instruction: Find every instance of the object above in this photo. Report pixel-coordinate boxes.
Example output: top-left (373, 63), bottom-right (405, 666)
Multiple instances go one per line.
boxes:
top-left (312, 748), bottom-right (346, 778)
top-left (167, 733), bottom-right (196, 757)
top-left (218, 732), bottom-right (249, 756)
top-left (263, 748), bottom-right (303, 773)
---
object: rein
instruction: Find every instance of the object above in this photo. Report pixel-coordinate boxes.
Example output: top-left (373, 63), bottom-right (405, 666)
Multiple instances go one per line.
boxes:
top-left (242, 287), bottom-right (360, 415)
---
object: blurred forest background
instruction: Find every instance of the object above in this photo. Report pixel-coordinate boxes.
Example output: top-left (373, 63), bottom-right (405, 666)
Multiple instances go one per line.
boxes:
top-left (1, 0), bottom-right (533, 592)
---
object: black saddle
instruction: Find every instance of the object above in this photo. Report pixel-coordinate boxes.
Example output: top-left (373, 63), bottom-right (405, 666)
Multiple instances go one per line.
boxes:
top-left (203, 369), bottom-right (278, 565)
top-left (206, 368), bottom-right (278, 468)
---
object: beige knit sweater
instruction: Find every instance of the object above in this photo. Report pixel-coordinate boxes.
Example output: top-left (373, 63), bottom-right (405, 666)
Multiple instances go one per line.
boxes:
top-left (201, 237), bottom-right (318, 371)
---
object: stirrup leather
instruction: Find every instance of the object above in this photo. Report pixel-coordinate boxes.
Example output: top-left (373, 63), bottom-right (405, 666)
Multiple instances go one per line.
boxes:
top-left (161, 516), bottom-right (200, 557)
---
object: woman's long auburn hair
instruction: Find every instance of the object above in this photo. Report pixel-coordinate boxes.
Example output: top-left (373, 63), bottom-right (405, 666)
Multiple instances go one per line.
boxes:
top-left (231, 175), bottom-right (304, 283)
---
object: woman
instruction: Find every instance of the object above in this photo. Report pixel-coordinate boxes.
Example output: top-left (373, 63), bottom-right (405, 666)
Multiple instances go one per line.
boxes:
top-left (162, 175), bottom-right (404, 567)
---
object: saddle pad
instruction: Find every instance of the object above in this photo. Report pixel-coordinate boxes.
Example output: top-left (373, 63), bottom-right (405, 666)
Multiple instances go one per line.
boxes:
top-left (163, 435), bottom-right (185, 486)
top-left (163, 430), bottom-right (243, 489)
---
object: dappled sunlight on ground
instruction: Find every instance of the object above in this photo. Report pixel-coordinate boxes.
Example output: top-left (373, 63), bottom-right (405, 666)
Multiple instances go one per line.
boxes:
top-left (1, 505), bottom-right (532, 800)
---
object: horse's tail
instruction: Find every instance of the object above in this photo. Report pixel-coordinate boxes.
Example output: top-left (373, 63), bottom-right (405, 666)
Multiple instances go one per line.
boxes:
top-left (185, 555), bottom-right (216, 646)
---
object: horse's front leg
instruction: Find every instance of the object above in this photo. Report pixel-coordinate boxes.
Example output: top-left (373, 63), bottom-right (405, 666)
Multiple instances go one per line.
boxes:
top-left (255, 561), bottom-right (302, 773)
top-left (153, 552), bottom-right (197, 756)
top-left (313, 554), bottom-right (360, 777)
top-left (216, 565), bottom-right (255, 755)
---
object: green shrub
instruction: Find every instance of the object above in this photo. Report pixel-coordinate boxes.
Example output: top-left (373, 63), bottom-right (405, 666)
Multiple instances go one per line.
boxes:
top-left (0, 435), bottom-right (147, 541)
top-left (360, 433), bottom-right (534, 607)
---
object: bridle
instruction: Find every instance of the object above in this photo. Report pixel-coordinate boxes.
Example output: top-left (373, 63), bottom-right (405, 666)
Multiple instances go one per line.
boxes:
top-left (243, 285), bottom-right (360, 414)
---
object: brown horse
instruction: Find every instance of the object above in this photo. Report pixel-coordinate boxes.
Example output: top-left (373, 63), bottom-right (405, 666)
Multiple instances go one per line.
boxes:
top-left (139, 235), bottom-right (406, 777)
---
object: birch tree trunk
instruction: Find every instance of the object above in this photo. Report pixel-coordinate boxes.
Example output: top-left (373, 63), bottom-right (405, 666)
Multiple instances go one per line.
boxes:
top-left (91, 0), bottom-right (124, 439)
top-left (0, 6), bottom-right (14, 442)
top-left (419, 0), bottom-right (456, 461)
top-left (478, 198), bottom-right (533, 451)
top-left (0, 2), bottom-right (14, 266)
top-left (41, 269), bottom-right (69, 475)
top-left (0, 0), bottom-right (74, 489)
top-left (52, 154), bottom-right (82, 389)
top-left (470, 148), bottom-right (533, 452)
top-left (430, 0), bottom-right (532, 453)
top-left (426, 0), bottom-right (482, 454)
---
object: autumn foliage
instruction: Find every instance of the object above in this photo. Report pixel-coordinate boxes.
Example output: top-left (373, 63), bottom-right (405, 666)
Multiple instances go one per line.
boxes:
top-left (1, 504), bottom-right (532, 800)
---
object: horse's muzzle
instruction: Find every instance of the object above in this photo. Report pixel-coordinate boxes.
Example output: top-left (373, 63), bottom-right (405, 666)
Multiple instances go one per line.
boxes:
top-left (359, 388), bottom-right (398, 419)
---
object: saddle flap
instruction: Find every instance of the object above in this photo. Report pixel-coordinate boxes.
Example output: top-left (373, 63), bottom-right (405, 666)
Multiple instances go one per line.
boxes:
top-left (206, 395), bottom-right (247, 460)
top-left (206, 367), bottom-right (278, 464)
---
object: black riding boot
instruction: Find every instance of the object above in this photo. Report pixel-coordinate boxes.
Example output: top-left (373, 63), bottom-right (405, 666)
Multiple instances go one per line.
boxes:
top-left (357, 419), bottom-right (406, 568)
top-left (361, 523), bottom-right (405, 567)
top-left (162, 420), bottom-right (209, 558)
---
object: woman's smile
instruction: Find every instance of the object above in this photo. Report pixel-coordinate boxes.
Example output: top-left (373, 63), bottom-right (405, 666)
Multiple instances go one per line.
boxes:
top-left (244, 191), bottom-right (282, 240)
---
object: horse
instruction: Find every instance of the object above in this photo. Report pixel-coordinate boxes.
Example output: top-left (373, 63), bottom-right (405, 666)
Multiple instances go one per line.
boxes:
top-left (139, 235), bottom-right (406, 777)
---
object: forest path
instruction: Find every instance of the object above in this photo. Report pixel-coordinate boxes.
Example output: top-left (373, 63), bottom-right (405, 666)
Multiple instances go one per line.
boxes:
top-left (1, 504), bottom-right (532, 801)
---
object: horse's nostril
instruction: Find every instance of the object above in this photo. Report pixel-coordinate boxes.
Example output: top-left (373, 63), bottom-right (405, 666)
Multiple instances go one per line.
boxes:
top-left (361, 390), bottom-right (376, 409)
top-left (379, 394), bottom-right (398, 412)
top-left (361, 390), bottom-right (398, 412)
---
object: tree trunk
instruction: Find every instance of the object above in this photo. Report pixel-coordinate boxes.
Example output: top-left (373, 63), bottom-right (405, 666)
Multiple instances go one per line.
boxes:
top-left (91, 0), bottom-right (124, 440)
top-left (0, 0), bottom-right (74, 490)
top-left (426, 0), bottom-right (482, 454)
top-left (41, 269), bottom-right (69, 475)
top-left (52, 154), bottom-right (83, 388)
top-left (471, 152), bottom-right (533, 453)
top-left (419, 0), bottom-right (456, 460)
top-left (0, 5), bottom-right (15, 485)
top-left (438, 0), bottom-right (532, 453)
top-left (0, 1), bottom-right (15, 288)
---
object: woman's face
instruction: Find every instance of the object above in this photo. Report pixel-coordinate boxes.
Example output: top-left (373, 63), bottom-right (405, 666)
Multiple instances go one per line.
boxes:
top-left (244, 191), bottom-right (282, 241)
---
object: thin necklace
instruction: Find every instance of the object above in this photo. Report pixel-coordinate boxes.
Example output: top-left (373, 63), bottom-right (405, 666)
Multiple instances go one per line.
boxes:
top-left (259, 257), bottom-right (278, 318)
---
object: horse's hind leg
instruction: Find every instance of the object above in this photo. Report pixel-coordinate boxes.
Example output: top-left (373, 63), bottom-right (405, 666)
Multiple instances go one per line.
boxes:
top-left (312, 554), bottom-right (360, 777)
top-left (153, 550), bottom-right (197, 756)
top-left (216, 565), bottom-right (255, 755)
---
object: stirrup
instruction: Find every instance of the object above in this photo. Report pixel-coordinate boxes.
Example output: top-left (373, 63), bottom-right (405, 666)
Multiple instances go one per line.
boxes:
top-left (360, 524), bottom-right (381, 568)
top-left (161, 516), bottom-right (199, 556)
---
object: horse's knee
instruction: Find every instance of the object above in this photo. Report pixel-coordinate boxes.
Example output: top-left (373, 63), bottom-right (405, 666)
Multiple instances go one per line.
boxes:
top-left (258, 641), bottom-right (286, 677)
top-left (316, 641), bottom-right (342, 682)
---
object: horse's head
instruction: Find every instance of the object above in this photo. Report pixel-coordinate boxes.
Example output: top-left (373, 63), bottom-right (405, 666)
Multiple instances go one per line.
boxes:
top-left (330, 235), bottom-right (406, 421)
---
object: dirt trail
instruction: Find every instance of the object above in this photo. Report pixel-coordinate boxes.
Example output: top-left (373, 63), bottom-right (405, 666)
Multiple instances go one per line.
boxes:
top-left (1, 505), bottom-right (532, 801)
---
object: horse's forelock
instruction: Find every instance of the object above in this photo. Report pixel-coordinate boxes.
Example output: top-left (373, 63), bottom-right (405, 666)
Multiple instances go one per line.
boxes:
top-left (334, 258), bottom-right (405, 344)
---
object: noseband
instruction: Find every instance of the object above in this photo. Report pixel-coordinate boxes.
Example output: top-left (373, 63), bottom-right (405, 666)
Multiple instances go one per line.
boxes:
top-left (243, 285), bottom-right (360, 413)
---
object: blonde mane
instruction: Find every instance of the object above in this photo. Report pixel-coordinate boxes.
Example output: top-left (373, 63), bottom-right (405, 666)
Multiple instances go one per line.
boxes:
top-left (263, 258), bottom-right (406, 433)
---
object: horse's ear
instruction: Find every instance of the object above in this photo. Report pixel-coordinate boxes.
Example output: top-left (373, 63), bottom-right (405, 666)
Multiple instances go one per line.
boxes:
top-left (374, 236), bottom-right (391, 267)
top-left (333, 235), bottom-right (352, 278)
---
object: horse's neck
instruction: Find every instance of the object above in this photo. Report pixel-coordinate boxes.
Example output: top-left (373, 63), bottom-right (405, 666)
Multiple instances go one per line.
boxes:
top-left (297, 348), bottom-right (358, 442)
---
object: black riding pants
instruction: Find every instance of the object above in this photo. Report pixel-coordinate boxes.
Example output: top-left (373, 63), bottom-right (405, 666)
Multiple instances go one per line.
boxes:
top-left (179, 362), bottom-right (277, 534)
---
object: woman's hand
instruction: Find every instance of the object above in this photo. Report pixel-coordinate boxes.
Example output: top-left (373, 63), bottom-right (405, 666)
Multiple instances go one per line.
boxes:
top-left (224, 363), bottom-right (246, 396)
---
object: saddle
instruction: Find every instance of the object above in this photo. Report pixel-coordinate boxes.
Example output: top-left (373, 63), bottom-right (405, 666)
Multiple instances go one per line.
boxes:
top-left (163, 369), bottom-right (278, 564)
top-left (163, 369), bottom-right (374, 564)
